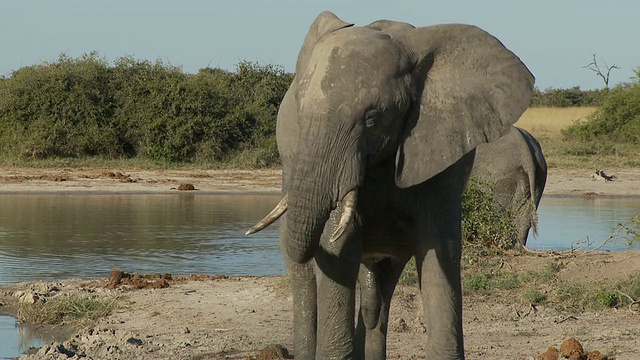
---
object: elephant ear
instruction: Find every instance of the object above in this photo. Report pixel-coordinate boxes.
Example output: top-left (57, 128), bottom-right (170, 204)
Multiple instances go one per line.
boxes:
top-left (295, 11), bottom-right (354, 75)
top-left (394, 24), bottom-right (535, 188)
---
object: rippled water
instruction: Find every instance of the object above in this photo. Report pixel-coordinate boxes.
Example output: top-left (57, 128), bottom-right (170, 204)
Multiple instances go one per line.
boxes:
top-left (0, 194), bottom-right (639, 285)
top-left (0, 193), bottom-right (283, 284)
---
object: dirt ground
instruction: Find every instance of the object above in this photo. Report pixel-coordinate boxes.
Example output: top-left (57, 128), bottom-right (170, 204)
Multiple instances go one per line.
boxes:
top-left (0, 166), bottom-right (639, 196)
top-left (1, 166), bottom-right (639, 359)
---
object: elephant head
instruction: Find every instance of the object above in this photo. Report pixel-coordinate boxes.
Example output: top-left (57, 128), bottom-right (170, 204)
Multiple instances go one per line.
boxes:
top-left (250, 11), bottom-right (534, 264)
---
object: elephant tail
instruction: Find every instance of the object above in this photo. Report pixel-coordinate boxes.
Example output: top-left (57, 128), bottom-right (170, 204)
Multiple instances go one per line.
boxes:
top-left (518, 127), bottom-right (548, 238)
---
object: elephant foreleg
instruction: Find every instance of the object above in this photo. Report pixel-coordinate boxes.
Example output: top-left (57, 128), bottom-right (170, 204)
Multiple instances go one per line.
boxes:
top-left (315, 231), bottom-right (361, 359)
top-left (418, 246), bottom-right (464, 359)
top-left (281, 215), bottom-right (318, 360)
top-left (414, 154), bottom-right (471, 360)
top-left (287, 260), bottom-right (318, 360)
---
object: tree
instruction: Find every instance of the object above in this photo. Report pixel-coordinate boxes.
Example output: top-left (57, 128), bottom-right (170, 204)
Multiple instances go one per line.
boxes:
top-left (583, 53), bottom-right (619, 89)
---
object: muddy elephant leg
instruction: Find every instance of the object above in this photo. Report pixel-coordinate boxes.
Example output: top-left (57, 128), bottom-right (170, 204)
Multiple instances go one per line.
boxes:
top-left (415, 157), bottom-right (472, 360)
top-left (287, 261), bottom-right (317, 360)
top-left (281, 216), bottom-right (317, 360)
top-left (355, 257), bottom-right (410, 360)
top-left (418, 243), bottom-right (464, 359)
top-left (314, 222), bottom-right (361, 360)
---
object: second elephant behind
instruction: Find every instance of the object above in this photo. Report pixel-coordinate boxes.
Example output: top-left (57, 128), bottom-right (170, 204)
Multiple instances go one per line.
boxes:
top-left (470, 126), bottom-right (547, 247)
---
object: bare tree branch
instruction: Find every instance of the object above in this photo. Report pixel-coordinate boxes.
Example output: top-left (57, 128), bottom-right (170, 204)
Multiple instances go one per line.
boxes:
top-left (583, 53), bottom-right (619, 88)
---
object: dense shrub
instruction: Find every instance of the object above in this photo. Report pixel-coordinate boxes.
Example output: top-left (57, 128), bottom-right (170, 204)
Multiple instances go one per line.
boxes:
top-left (0, 53), bottom-right (118, 158)
top-left (462, 177), bottom-right (519, 250)
top-left (0, 53), bottom-right (294, 165)
top-left (562, 69), bottom-right (640, 144)
top-left (530, 86), bottom-right (605, 107)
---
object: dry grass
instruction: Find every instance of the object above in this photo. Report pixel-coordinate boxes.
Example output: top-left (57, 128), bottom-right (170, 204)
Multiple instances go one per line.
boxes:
top-left (515, 107), bottom-right (597, 138)
top-left (18, 293), bottom-right (120, 325)
top-left (515, 107), bottom-right (640, 169)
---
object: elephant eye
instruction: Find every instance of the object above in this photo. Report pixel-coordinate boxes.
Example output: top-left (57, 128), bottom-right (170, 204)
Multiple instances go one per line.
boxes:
top-left (365, 117), bottom-right (375, 128)
top-left (364, 110), bottom-right (378, 128)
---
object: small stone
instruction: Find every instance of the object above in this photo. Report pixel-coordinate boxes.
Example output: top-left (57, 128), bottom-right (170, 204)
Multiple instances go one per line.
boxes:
top-left (177, 183), bottom-right (196, 191)
top-left (126, 337), bottom-right (143, 346)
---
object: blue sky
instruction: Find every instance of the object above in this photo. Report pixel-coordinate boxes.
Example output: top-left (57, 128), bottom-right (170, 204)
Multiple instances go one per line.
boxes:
top-left (2, 1), bottom-right (638, 90)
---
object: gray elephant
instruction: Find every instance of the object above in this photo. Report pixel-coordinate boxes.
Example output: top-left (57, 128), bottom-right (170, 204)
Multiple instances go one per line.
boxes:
top-left (470, 126), bottom-right (547, 247)
top-left (247, 11), bottom-right (534, 360)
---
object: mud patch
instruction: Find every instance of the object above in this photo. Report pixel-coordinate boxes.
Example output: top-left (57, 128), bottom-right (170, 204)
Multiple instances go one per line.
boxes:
top-left (540, 337), bottom-right (613, 360)
top-left (105, 269), bottom-right (171, 290)
top-left (101, 171), bottom-right (138, 183)
top-left (175, 183), bottom-right (196, 191)
top-left (247, 344), bottom-right (291, 359)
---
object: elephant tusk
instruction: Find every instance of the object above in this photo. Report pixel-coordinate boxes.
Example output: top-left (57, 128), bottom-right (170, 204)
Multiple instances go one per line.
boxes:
top-left (330, 190), bottom-right (357, 243)
top-left (245, 194), bottom-right (288, 235)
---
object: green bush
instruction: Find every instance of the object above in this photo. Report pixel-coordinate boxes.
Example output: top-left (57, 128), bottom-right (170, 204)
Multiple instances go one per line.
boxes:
top-left (594, 290), bottom-right (621, 308)
top-left (524, 289), bottom-right (548, 305)
top-left (530, 86), bottom-right (605, 107)
top-left (0, 53), bottom-right (294, 165)
top-left (0, 53), bottom-right (118, 158)
top-left (462, 177), bottom-right (519, 250)
top-left (621, 214), bottom-right (640, 248)
top-left (562, 69), bottom-right (640, 145)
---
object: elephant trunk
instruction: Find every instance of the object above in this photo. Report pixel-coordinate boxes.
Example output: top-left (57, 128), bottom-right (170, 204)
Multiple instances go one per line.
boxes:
top-left (283, 128), bottom-right (363, 263)
top-left (284, 164), bottom-right (334, 263)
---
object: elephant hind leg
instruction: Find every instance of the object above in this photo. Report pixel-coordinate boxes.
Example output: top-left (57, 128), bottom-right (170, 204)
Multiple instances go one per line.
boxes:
top-left (355, 256), bottom-right (410, 360)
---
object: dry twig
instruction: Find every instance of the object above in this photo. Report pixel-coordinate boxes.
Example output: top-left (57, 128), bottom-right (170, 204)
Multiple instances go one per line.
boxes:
top-left (615, 290), bottom-right (640, 313)
top-left (554, 315), bottom-right (578, 324)
top-left (586, 213), bottom-right (640, 252)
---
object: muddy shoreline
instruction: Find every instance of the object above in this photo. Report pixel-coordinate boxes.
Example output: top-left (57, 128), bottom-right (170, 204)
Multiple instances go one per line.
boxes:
top-left (1, 167), bottom-right (640, 196)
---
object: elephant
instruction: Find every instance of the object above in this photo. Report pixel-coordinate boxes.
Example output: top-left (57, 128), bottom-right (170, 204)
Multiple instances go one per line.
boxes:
top-left (247, 11), bottom-right (534, 360)
top-left (470, 126), bottom-right (547, 247)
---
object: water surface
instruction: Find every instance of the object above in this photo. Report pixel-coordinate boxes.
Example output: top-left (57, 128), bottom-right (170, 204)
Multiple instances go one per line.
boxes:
top-left (0, 194), bottom-right (639, 285)
top-left (528, 195), bottom-right (640, 251)
top-left (0, 315), bottom-right (46, 359)
top-left (0, 194), bottom-right (283, 284)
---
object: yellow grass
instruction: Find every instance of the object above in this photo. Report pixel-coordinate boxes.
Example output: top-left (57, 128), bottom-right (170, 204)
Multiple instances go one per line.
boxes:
top-left (515, 107), bottom-right (640, 169)
top-left (515, 107), bottom-right (597, 138)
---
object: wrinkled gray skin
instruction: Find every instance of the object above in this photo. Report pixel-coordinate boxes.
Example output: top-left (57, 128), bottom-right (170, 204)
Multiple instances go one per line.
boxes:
top-left (356, 127), bottom-right (546, 358)
top-left (471, 126), bottom-right (548, 247)
top-left (253, 11), bottom-right (534, 360)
